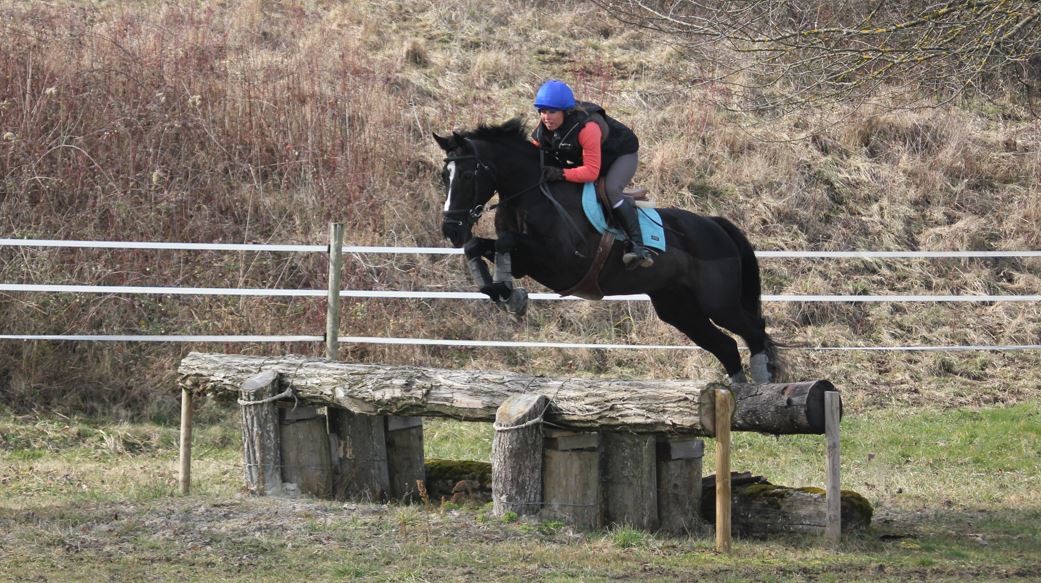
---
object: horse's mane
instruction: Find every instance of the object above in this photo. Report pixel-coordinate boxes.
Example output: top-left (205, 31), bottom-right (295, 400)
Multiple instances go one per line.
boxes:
top-left (458, 118), bottom-right (529, 146)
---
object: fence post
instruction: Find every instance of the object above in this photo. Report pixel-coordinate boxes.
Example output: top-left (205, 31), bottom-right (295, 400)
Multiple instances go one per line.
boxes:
top-left (178, 388), bottom-right (193, 495)
top-left (326, 222), bottom-right (344, 361)
top-left (715, 388), bottom-right (733, 553)
top-left (825, 391), bottom-right (842, 546)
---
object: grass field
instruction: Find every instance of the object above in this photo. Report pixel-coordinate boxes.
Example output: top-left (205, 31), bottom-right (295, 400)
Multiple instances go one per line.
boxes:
top-left (2, 403), bottom-right (1039, 582)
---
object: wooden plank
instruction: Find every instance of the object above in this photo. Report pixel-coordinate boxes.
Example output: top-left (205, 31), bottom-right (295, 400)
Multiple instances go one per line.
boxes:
top-left (278, 404), bottom-right (333, 498)
top-left (544, 429), bottom-right (601, 451)
top-left (329, 409), bottom-right (390, 502)
top-left (541, 444), bottom-right (603, 530)
top-left (657, 437), bottom-right (705, 536)
top-left (386, 417), bottom-right (424, 502)
top-left (604, 432), bottom-right (658, 531)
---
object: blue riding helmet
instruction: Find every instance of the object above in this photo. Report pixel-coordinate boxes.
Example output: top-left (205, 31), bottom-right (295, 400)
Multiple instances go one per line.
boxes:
top-left (534, 80), bottom-right (576, 111)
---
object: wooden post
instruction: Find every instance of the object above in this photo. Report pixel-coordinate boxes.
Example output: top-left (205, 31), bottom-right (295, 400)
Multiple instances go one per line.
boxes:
top-left (178, 388), bottom-right (193, 495)
top-left (326, 222), bottom-right (344, 361)
top-left (604, 432), bottom-right (658, 531)
top-left (492, 394), bottom-right (548, 516)
top-left (240, 370), bottom-right (283, 495)
top-left (541, 429), bottom-right (604, 530)
top-left (825, 391), bottom-right (842, 546)
top-left (715, 388), bottom-right (733, 553)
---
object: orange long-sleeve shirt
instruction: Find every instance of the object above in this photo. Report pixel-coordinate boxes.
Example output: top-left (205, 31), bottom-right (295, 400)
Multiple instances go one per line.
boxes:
top-left (561, 122), bottom-right (602, 183)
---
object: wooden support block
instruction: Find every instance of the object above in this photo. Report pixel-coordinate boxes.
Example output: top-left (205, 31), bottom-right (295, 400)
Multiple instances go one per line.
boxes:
top-left (279, 404), bottom-right (333, 498)
top-left (492, 394), bottom-right (548, 516)
top-left (656, 437), bottom-right (706, 536)
top-left (329, 409), bottom-right (390, 502)
top-left (240, 370), bottom-right (283, 496)
top-left (604, 432), bottom-right (658, 531)
top-left (541, 429), bottom-right (603, 530)
top-left (385, 416), bottom-right (425, 502)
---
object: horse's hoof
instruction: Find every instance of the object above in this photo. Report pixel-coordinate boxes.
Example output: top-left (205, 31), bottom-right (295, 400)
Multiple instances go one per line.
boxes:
top-left (506, 287), bottom-right (528, 319)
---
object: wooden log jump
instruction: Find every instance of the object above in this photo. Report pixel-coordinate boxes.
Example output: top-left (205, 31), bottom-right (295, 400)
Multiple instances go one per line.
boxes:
top-left (178, 352), bottom-right (849, 542)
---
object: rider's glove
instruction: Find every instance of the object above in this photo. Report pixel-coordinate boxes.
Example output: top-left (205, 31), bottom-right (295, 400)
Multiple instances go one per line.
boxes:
top-left (541, 166), bottom-right (564, 182)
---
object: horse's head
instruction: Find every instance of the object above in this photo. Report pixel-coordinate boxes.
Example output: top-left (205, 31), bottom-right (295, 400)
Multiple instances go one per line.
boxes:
top-left (433, 131), bottom-right (498, 248)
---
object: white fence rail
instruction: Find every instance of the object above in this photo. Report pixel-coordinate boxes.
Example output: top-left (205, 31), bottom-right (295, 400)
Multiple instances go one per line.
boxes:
top-left (2, 237), bottom-right (1040, 352)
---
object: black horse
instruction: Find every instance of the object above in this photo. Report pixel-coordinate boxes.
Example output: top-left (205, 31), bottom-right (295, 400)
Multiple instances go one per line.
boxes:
top-left (434, 119), bottom-right (779, 383)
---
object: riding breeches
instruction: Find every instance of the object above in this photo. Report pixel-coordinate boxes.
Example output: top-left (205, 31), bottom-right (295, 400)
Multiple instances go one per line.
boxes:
top-left (604, 152), bottom-right (638, 207)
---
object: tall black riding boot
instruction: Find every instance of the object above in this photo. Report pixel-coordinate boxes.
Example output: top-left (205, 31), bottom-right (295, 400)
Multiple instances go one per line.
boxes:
top-left (612, 197), bottom-right (654, 269)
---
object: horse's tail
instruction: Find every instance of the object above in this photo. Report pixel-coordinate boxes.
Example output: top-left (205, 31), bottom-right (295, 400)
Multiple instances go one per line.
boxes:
top-left (710, 216), bottom-right (785, 381)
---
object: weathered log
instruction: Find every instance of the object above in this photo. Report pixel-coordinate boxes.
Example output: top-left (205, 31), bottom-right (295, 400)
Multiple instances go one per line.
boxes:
top-left (702, 473), bottom-right (872, 537)
top-left (731, 381), bottom-right (841, 434)
top-left (491, 394), bottom-right (547, 516)
top-left (180, 353), bottom-right (839, 435)
top-left (179, 352), bottom-right (717, 434)
top-left (239, 370), bottom-right (283, 495)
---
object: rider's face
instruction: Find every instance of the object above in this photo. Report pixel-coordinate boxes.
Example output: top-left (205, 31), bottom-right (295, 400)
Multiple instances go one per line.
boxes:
top-left (539, 109), bottom-right (564, 131)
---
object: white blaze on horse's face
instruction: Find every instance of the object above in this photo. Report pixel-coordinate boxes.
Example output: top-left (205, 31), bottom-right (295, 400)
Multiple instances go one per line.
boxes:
top-left (443, 160), bottom-right (456, 212)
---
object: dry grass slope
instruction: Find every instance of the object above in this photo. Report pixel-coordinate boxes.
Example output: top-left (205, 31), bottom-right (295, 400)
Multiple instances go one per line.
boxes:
top-left (0, 0), bottom-right (1039, 417)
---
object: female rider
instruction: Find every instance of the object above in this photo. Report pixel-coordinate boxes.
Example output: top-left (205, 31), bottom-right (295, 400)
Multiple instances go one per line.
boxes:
top-left (529, 79), bottom-right (652, 269)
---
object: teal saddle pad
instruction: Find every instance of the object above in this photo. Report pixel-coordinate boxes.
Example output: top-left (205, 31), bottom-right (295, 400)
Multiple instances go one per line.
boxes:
top-left (580, 183), bottom-right (666, 252)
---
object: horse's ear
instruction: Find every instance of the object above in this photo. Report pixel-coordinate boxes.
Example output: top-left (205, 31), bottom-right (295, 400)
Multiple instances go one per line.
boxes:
top-left (433, 132), bottom-right (458, 152)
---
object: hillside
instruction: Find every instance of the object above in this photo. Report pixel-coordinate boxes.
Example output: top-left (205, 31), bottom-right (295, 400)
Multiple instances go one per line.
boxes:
top-left (1, 0), bottom-right (1039, 418)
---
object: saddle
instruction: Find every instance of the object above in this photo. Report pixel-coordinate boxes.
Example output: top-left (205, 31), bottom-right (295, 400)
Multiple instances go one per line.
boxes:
top-left (559, 179), bottom-right (653, 300)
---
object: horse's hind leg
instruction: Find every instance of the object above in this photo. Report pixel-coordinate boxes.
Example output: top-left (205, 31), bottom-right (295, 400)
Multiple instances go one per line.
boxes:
top-left (707, 308), bottom-right (775, 383)
top-left (649, 291), bottom-right (744, 381)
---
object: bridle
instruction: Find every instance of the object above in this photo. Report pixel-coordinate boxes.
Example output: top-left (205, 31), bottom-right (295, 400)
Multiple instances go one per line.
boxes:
top-left (441, 149), bottom-right (494, 231)
top-left (441, 138), bottom-right (588, 255)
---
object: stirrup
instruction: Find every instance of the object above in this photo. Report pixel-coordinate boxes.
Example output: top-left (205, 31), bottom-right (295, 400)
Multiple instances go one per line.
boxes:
top-left (622, 246), bottom-right (653, 269)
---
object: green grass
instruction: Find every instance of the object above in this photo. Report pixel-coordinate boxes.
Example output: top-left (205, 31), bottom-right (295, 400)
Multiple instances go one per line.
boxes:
top-left (1, 404), bottom-right (1040, 581)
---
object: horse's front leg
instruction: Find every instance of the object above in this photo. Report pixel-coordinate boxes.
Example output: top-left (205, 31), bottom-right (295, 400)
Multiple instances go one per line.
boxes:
top-left (464, 234), bottom-right (527, 318)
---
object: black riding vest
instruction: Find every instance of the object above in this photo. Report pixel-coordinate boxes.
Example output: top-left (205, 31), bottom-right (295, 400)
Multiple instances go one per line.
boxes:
top-left (531, 102), bottom-right (639, 177)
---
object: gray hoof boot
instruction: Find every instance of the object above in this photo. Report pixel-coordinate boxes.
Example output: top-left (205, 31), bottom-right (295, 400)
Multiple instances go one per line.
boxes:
top-left (750, 352), bottom-right (771, 384)
top-left (728, 371), bottom-right (748, 385)
top-left (506, 287), bottom-right (528, 319)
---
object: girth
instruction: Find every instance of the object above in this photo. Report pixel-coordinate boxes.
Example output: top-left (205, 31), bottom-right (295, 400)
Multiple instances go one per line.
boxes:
top-left (558, 231), bottom-right (615, 300)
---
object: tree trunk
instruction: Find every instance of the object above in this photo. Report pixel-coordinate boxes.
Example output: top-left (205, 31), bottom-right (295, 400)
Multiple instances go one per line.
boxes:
top-left (180, 352), bottom-right (718, 434)
top-left (239, 370), bottom-right (283, 495)
top-left (702, 473), bottom-right (872, 537)
top-left (731, 381), bottom-right (841, 434)
top-left (491, 394), bottom-right (547, 516)
top-left (182, 352), bottom-right (839, 436)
